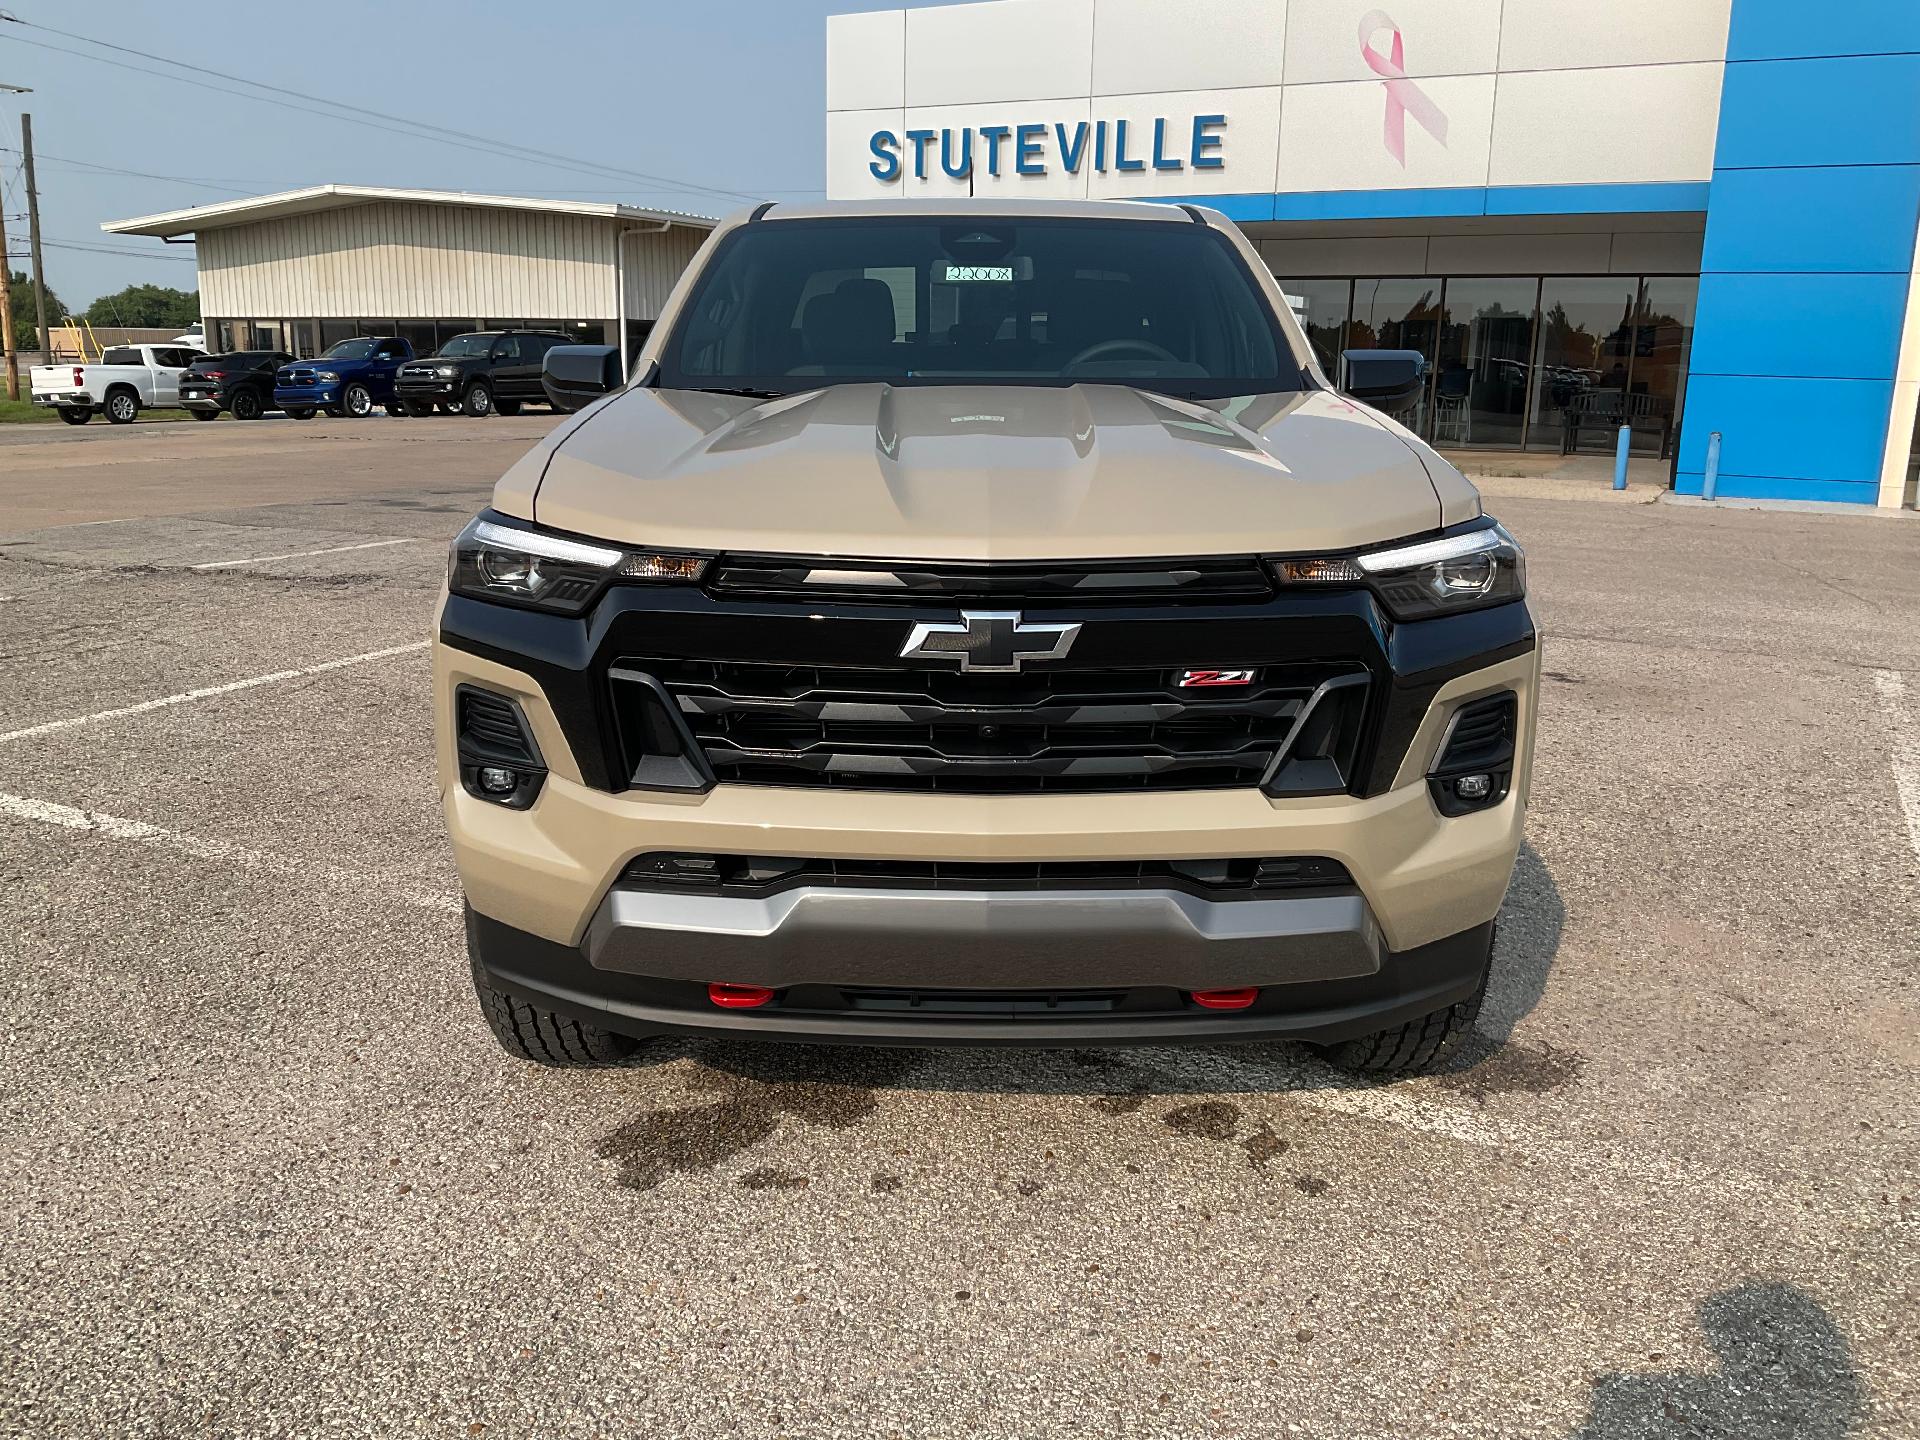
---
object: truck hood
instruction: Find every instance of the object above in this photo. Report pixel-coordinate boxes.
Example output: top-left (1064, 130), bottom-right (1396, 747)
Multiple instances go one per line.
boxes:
top-left (523, 383), bottom-right (1471, 560)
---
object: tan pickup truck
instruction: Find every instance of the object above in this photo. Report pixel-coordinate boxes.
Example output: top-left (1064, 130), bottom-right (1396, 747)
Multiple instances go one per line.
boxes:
top-left (434, 199), bottom-right (1540, 1078)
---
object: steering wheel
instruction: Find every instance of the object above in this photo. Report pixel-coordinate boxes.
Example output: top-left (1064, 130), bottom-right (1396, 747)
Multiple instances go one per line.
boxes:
top-left (1066, 338), bottom-right (1179, 369)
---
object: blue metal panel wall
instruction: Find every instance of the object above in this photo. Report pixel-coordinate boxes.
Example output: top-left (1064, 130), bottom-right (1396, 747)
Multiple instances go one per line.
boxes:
top-left (1677, 2), bottom-right (1920, 502)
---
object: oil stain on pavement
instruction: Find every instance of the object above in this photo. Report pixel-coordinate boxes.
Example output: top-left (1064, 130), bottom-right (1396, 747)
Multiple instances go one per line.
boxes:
top-left (595, 1045), bottom-right (920, 1192)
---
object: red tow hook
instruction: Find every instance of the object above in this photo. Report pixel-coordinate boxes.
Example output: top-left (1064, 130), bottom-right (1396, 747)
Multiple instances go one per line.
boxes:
top-left (708, 983), bottom-right (776, 1010)
top-left (1190, 988), bottom-right (1260, 1011)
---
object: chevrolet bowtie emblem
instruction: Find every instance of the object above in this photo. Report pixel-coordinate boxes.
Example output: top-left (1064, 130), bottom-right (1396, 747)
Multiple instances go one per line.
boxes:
top-left (899, 610), bottom-right (1081, 673)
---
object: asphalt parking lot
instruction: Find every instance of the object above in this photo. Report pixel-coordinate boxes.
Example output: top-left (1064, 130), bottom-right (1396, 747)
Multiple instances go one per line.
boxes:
top-left (1, 415), bottom-right (1916, 1438)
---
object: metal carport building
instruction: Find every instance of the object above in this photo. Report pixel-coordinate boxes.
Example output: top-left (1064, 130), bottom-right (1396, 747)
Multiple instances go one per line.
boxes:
top-left (102, 184), bottom-right (716, 372)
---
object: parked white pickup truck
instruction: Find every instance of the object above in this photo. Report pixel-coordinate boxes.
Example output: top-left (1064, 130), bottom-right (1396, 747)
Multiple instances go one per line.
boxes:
top-left (30, 343), bottom-right (207, 425)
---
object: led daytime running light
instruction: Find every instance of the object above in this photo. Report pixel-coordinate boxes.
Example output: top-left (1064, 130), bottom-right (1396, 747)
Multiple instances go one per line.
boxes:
top-left (1355, 527), bottom-right (1504, 575)
top-left (470, 519), bottom-right (624, 570)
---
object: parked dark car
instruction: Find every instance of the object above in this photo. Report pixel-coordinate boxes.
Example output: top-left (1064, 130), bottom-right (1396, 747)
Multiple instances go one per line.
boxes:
top-left (179, 351), bottom-right (292, 421)
top-left (393, 331), bottom-right (572, 417)
top-left (274, 337), bottom-right (414, 419)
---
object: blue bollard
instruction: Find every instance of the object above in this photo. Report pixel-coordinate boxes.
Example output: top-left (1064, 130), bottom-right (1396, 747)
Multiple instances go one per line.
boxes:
top-left (1613, 425), bottom-right (1631, 490)
top-left (1703, 431), bottom-right (1722, 501)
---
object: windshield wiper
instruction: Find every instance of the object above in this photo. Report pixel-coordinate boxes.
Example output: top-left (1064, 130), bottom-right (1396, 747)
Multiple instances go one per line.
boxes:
top-left (691, 386), bottom-right (785, 400)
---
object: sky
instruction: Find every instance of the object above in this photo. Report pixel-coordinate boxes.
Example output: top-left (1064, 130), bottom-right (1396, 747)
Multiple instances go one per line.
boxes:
top-left (0, 0), bottom-right (947, 310)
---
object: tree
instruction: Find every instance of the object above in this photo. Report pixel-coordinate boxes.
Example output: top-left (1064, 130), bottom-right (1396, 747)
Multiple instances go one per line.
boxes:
top-left (82, 283), bottom-right (199, 329)
top-left (7, 269), bottom-right (69, 350)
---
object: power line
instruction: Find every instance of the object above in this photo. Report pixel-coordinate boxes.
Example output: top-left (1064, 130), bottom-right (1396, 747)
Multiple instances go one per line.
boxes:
top-left (9, 238), bottom-right (197, 261)
top-left (0, 144), bottom-right (262, 194)
top-left (0, 16), bottom-right (763, 208)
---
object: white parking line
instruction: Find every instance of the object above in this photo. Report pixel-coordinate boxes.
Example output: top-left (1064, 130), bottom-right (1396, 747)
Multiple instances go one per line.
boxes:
top-left (1872, 669), bottom-right (1920, 866)
top-left (0, 640), bottom-right (431, 745)
top-left (0, 791), bottom-right (462, 915)
top-left (191, 538), bottom-right (424, 570)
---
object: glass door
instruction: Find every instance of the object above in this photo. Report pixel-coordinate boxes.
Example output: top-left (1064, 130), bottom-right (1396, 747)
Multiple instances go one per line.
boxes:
top-left (1433, 278), bottom-right (1538, 449)
top-left (1349, 279), bottom-right (1441, 437)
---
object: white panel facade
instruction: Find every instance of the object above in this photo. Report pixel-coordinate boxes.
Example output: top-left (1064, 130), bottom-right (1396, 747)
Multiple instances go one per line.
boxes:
top-left (1497, 0), bottom-right (1734, 71)
top-left (827, 0), bottom-right (1730, 201)
top-left (827, 10), bottom-right (907, 111)
top-left (828, 107), bottom-right (908, 196)
top-left (198, 201), bottom-right (709, 321)
top-left (1091, 0), bottom-right (1288, 96)
top-left (1282, 0), bottom-right (1503, 85)
top-left (1489, 64), bottom-right (1724, 187)
top-left (904, 0), bottom-right (1094, 106)
top-left (1276, 74), bottom-right (1495, 192)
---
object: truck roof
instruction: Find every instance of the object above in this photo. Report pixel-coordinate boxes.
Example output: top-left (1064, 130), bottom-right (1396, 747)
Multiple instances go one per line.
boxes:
top-left (755, 198), bottom-right (1207, 225)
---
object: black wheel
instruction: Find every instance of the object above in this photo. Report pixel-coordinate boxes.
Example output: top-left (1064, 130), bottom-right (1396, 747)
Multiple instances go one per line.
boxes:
top-left (285, 407), bottom-right (317, 420)
top-left (58, 408), bottom-right (92, 425)
top-left (342, 382), bottom-right (375, 418)
top-left (324, 404), bottom-right (346, 418)
top-left (230, 388), bottom-right (263, 421)
top-left (402, 399), bottom-right (434, 417)
top-left (470, 955), bottom-right (642, 1067)
top-left (104, 389), bottom-right (139, 424)
top-left (190, 410), bottom-right (218, 421)
top-left (461, 381), bottom-right (494, 418)
top-left (1316, 937), bottom-right (1491, 1076)
top-left (494, 397), bottom-right (522, 416)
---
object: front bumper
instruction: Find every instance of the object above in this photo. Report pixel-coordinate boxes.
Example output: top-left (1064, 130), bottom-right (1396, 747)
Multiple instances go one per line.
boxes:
top-left (470, 904), bottom-right (1493, 1047)
top-left (396, 379), bottom-right (458, 399)
top-left (273, 384), bottom-right (339, 407)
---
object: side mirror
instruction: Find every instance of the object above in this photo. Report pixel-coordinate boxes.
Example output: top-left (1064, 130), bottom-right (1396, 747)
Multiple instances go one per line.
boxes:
top-left (1341, 349), bottom-right (1427, 414)
top-left (542, 345), bottom-right (621, 412)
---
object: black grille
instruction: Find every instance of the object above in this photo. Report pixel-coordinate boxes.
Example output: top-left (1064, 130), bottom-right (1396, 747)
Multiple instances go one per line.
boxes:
top-left (1436, 692), bottom-right (1516, 773)
top-left (627, 657), bottom-right (1367, 793)
top-left (708, 555), bottom-right (1273, 604)
top-left (456, 687), bottom-right (538, 765)
top-left (619, 853), bottom-right (1355, 898)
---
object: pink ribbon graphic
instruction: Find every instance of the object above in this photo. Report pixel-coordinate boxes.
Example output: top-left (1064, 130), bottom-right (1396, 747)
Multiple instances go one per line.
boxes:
top-left (1358, 10), bottom-right (1448, 166)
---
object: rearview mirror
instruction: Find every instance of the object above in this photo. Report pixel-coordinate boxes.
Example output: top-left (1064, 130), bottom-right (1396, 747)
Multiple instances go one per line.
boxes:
top-left (1341, 349), bottom-right (1427, 414)
top-left (542, 345), bottom-right (621, 413)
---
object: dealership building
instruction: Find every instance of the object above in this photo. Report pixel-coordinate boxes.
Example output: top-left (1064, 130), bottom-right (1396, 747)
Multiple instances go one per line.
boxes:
top-left (828, 0), bottom-right (1920, 508)
top-left (103, 185), bottom-right (715, 372)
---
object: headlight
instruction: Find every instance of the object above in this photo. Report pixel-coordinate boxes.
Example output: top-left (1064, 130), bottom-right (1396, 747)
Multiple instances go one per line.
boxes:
top-left (436, 365), bottom-right (461, 378)
top-left (314, 371), bottom-right (341, 382)
top-left (447, 514), bottom-right (709, 615)
top-left (1271, 521), bottom-right (1525, 621)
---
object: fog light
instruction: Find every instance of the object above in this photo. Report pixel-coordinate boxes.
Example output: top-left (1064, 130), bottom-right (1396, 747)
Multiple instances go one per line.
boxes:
top-left (708, 983), bottom-right (775, 1010)
top-left (1191, 988), bottom-right (1260, 1011)
top-left (477, 765), bottom-right (519, 796)
top-left (1454, 773), bottom-right (1494, 802)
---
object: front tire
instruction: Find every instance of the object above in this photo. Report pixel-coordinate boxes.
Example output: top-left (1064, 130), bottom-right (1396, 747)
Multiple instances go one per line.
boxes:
top-left (104, 389), bottom-right (139, 424)
top-left (1316, 963), bottom-right (1489, 1076)
top-left (470, 956), bottom-right (642, 1068)
top-left (494, 397), bottom-right (522, 416)
top-left (230, 388), bottom-right (263, 421)
top-left (402, 399), bottom-right (434, 417)
top-left (342, 382), bottom-right (374, 418)
top-left (58, 408), bottom-right (92, 425)
top-left (461, 381), bottom-right (494, 418)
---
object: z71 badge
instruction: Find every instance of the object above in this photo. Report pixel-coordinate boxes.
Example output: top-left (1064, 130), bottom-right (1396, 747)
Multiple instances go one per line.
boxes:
top-left (1177, 669), bottom-right (1257, 688)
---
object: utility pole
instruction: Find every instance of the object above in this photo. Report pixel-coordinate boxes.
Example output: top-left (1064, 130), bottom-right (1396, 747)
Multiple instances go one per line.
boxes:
top-left (21, 112), bottom-right (48, 366)
top-left (0, 83), bottom-right (27, 397)
top-left (0, 181), bottom-right (16, 396)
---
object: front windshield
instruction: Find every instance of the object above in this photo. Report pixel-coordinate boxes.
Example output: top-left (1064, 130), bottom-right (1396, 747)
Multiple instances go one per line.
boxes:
top-left (436, 334), bottom-right (495, 358)
top-left (657, 217), bottom-right (1302, 400)
top-left (322, 339), bottom-right (377, 361)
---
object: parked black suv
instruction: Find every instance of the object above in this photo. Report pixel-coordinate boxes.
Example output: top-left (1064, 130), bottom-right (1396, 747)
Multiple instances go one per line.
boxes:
top-left (179, 351), bottom-right (292, 421)
top-left (393, 331), bottom-right (572, 417)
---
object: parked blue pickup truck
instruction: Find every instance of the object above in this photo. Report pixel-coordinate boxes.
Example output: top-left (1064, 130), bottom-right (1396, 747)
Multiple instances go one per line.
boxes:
top-left (274, 337), bottom-right (413, 419)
